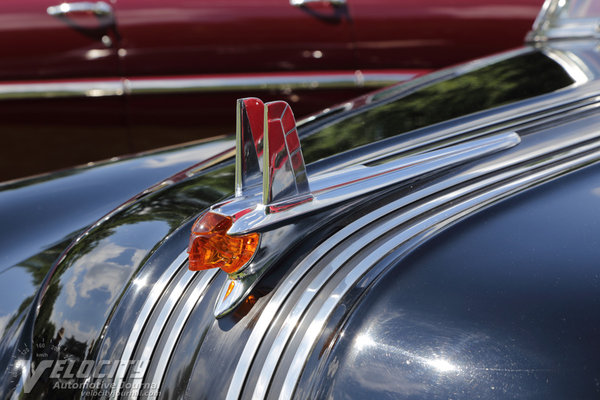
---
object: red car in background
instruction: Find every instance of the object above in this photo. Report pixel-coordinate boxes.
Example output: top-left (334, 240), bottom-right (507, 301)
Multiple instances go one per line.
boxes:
top-left (0, 0), bottom-right (542, 181)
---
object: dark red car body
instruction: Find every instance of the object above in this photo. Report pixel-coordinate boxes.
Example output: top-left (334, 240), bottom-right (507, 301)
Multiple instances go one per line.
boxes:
top-left (0, 0), bottom-right (542, 181)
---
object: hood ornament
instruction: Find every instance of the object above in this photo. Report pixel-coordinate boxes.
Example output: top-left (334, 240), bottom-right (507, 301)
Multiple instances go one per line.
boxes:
top-left (189, 98), bottom-right (312, 317)
top-left (189, 98), bottom-right (521, 318)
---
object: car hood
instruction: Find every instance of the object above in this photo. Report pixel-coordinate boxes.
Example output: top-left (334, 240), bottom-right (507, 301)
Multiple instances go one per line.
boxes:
top-left (0, 137), bottom-right (233, 394)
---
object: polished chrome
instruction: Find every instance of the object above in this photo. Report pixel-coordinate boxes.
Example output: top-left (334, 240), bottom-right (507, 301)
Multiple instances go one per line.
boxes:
top-left (101, 34), bottom-right (113, 48)
top-left (278, 143), bottom-right (600, 400)
top-left (108, 250), bottom-right (189, 400)
top-left (141, 269), bottom-right (218, 400)
top-left (211, 97), bottom-right (519, 319)
top-left (125, 269), bottom-right (196, 399)
top-left (234, 97), bottom-right (310, 205)
top-left (0, 79), bottom-right (123, 100)
top-left (225, 135), bottom-right (522, 398)
top-left (47, 1), bottom-right (113, 17)
top-left (262, 100), bottom-right (311, 206)
top-left (214, 272), bottom-right (261, 318)
top-left (542, 48), bottom-right (592, 86)
top-left (126, 71), bottom-right (417, 94)
top-left (290, 0), bottom-right (346, 6)
top-left (218, 130), bottom-right (520, 236)
top-left (530, 0), bottom-right (555, 34)
top-left (214, 98), bottom-right (311, 318)
top-left (227, 113), bottom-right (600, 399)
top-left (235, 98), bottom-right (265, 197)
top-left (527, 0), bottom-right (600, 42)
top-left (0, 71), bottom-right (418, 101)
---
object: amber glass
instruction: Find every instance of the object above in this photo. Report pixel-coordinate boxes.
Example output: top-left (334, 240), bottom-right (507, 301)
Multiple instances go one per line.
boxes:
top-left (188, 212), bottom-right (259, 274)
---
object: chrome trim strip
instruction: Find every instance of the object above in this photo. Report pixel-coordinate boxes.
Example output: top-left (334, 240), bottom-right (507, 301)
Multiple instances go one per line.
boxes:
top-left (290, 0), bottom-right (346, 6)
top-left (126, 72), bottom-right (419, 94)
top-left (144, 268), bottom-right (219, 400)
top-left (278, 144), bottom-right (600, 399)
top-left (0, 80), bottom-right (124, 100)
top-left (309, 132), bottom-right (519, 193)
top-left (257, 166), bottom-right (522, 398)
top-left (0, 72), bottom-right (419, 101)
top-left (109, 250), bottom-right (189, 400)
top-left (227, 122), bottom-right (600, 399)
top-left (124, 269), bottom-right (197, 399)
top-left (544, 49), bottom-right (592, 85)
top-left (225, 133), bottom-right (517, 400)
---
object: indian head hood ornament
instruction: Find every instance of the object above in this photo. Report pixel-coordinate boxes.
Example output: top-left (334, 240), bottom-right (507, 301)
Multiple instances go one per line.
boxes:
top-left (188, 98), bottom-right (312, 317)
top-left (188, 98), bottom-right (521, 318)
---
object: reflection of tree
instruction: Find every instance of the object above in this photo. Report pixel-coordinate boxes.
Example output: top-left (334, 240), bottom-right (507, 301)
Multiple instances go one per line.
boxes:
top-left (118, 164), bottom-right (235, 233)
top-left (0, 235), bottom-right (75, 358)
top-left (23, 162), bottom-right (235, 397)
top-left (41, 163), bottom-right (234, 285)
top-left (301, 52), bottom-right (575, 164)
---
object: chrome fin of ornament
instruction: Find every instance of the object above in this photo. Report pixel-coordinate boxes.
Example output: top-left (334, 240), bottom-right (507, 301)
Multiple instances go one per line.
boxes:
top-left (235, 97), bottom-right (311, 206)
top-left (262, 100), bottom-right (311, 207)
top-left (197, 98), bottom-right (521, 318)
top-left (235, 98), bottom-right (264, 197)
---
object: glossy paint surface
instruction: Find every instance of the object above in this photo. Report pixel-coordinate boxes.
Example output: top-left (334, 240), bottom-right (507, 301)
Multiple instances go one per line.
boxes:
top-left (311, 161), bottom-right (600, 398)
top-left (115, 0), bottom-right (542, 76)
top-left (7, 158), bottom-right (238, 397)
top-left (115, 0), bottom-right (354, 76)
top-left (0, 0), bottom-right (118, 80)
top-left (0, 137), bottom-right (233, 396)
top-left (0, 0), bottom-right (542, 80)
top-left (351, 0), bottom-right (543, 69)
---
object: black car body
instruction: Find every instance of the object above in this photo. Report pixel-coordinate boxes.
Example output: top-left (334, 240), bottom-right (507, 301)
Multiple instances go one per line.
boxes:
top-left (2, 0), bottom-right (600, 398)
